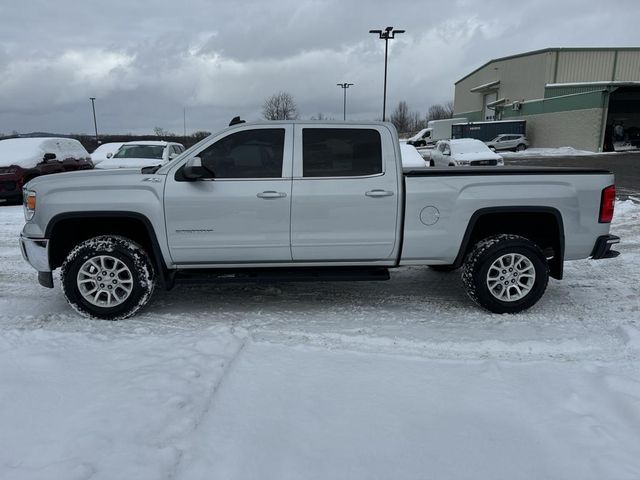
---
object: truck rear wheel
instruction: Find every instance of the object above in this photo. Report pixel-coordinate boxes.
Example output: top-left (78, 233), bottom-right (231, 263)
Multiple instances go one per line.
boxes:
top-left (462, 234), bottom-right (549, 314)
top-left (61, 235), bottom-right (156, 320)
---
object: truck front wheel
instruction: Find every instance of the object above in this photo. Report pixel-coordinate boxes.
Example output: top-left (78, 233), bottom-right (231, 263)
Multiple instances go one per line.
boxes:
top-left (462, 234), bottom-right (549, 314)
top-left (61, 235), bottom-right (156, 320)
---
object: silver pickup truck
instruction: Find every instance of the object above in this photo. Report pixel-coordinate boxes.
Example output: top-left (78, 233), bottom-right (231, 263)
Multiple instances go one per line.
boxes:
top-left (19, 121), bottom-right (620, 319)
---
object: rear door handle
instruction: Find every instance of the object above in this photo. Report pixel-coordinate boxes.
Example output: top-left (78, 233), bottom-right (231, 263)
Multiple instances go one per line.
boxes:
top-left (365, 189), bottom-right (394, 198)
top-left (257, 191), bottom-right (287, 199)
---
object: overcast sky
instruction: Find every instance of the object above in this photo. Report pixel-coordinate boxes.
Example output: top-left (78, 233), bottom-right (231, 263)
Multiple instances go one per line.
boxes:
top-left (0, 0), bottom-right (638, 136)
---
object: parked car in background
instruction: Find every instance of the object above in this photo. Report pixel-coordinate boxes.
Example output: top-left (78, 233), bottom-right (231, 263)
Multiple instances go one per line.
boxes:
top-left (0, 137), bottom-right (91, 204)
top-left (95, 141), bottom-right (185, 169)
top-left (400, 143), bottom-right (431, 169)
top-left (90, 142), bottom-right (125, 166)
top-left (486, 134), bottom-right (529, 152)
top-left (431, 139), bottom-right (504, 167)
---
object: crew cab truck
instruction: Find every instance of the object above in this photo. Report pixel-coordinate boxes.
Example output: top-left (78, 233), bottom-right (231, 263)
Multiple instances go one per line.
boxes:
top-left (19, 121), bottom-right (620, 320)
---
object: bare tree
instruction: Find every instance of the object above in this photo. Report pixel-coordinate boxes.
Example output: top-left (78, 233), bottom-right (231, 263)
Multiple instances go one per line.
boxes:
top-left (408, 111), bottom-right (426, 133)
top-left (444, 100), bottom-right (455, 118)
top-left (153, 126), bottom-right (174, 137)
top-left (191, 131), bottom-right (211, 140)
top-left (310, 112), bottom-right (332, 121)
top-left (390, 101), bottom-right (411, 133)
top-left (262, 92), bottom-right (299, 120)
top-left (427, 102), bottom-right (455, 121)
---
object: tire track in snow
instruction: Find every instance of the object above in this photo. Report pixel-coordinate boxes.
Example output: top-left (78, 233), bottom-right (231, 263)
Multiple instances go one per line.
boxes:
top-left (168, 331), bottom-right (251, 480)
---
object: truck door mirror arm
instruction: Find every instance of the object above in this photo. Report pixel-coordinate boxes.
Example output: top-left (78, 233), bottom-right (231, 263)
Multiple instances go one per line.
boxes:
top-left (182, 157), bottom-right (214, 180)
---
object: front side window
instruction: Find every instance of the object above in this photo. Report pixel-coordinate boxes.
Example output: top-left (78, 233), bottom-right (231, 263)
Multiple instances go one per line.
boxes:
top-left (198, 129), bottom-right (285, 179)
top-left (302, 128), bottom-right (382, 177)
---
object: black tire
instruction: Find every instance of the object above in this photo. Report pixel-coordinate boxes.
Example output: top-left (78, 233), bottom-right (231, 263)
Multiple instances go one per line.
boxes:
top-left (61, 235), bottom-right (156, 320)
top-left (516, 144), bottom-right (527, 151)
top-left (462, 234), bottom-right (549, 314)
top-left (429, 265), bottom-right (458, 272)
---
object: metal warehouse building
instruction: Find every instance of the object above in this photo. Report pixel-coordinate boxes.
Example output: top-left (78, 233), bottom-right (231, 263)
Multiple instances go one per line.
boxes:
top-left (453, 47), bottom-right (640, 151)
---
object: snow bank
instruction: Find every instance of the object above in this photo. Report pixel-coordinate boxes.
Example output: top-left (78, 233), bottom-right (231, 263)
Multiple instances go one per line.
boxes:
top-left (502, 146), bottom-right (596, 158)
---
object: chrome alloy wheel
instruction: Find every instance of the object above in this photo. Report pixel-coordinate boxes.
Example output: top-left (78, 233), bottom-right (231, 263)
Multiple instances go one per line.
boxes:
top-left (486, 253), bottom-right (536, 302)
top-left (77, 255), bottom-right (134, 307)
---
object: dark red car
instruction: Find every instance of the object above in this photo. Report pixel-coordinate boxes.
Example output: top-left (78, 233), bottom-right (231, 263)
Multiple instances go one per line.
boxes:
top-left (0, 137), bottom-right (93, 204)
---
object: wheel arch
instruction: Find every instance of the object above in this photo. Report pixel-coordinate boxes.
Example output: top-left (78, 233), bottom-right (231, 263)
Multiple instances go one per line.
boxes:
top-left (453, 206), bottom-right (565, 279)
top-left (46, 211), bottom-right (170, 287)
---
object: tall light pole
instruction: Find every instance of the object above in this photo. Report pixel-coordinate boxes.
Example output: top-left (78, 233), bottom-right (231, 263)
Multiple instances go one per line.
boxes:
top-left (183, 107), bottom-right (186, 137)
top-left (336, 83), bottom-right (354, 120)
top-left (369, 26), bottom-right (405, 121)
top-left (89, 97), bottom-right (98, 144)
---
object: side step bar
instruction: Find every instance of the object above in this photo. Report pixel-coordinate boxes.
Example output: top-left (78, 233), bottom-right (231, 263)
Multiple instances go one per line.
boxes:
top-left (173, 267), bottom-right (391, 284)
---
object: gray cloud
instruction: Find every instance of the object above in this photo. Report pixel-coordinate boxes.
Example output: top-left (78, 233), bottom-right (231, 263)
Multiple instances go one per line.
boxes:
top-left (0, 0), bottom-right (639, 135)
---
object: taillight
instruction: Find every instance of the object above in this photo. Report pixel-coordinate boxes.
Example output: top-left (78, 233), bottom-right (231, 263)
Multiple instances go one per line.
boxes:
top-left (599, 185), bottom-right (615, 223)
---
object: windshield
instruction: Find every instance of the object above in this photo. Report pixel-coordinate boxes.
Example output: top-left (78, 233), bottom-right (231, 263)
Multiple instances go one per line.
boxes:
top-left (451, 141), bottom-right (490, 155)
top-left (113, 145), bottom-right (164, 159)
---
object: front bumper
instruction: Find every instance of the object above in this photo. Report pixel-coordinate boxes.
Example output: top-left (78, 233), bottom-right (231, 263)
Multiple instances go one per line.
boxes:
top-left (19, 235), bottom-right (53, 287)
top-left (590, 235), bottom-right (620, 259)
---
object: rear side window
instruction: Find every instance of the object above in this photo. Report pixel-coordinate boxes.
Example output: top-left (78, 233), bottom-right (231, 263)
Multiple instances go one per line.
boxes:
top-left (199, 129), bottom-right (285, 178)
top-left (302, 128), bottom-right (382, 177)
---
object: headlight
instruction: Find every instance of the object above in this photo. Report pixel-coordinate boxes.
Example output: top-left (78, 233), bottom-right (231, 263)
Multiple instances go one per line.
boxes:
top-left (456, 160), bottom-right (470, 166)
top-left (23, 190), bottom-right (36, 221)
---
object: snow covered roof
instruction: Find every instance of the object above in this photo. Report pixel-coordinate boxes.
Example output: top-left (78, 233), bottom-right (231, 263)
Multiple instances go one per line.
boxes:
top-left (123, 140), bottom-right (170, 146)
top-left (0, 137), bottom-right (87, 168)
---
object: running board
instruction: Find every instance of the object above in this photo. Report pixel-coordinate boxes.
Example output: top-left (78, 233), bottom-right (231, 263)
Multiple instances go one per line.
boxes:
top-left (173, 266), bottom-right (391, 284)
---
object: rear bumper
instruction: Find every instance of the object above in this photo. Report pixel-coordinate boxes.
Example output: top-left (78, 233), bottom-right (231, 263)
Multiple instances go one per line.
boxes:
top-left (590, 235), bottom-right (620, 259)
top-left (19, 235), bottom-right (53, 287)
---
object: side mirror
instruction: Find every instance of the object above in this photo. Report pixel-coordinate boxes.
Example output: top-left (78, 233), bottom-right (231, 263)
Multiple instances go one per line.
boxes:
top-left (169, 152), bottom-right (178, 160)
top-left (106, 152), bottom-right (113, 158)
top-left (43, 152), bottom-right (57, 162)
top-left (183, 157), bottom-right (210, 180)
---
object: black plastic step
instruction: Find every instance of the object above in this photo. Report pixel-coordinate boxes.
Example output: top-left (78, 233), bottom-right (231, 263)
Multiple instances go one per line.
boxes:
top-left (174, 266), bottom-right (391, 284)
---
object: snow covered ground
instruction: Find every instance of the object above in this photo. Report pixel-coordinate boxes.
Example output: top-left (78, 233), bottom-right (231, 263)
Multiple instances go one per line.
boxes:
top-left (501, 146), bottom-right (598, 157)
top-left (1, 202), bottom-right (640, 479)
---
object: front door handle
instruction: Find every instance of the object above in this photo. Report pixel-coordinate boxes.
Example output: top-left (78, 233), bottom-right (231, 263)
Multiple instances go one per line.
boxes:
top-left (257, 191), bottom-right (287, 199)
top-left (365, 189), bottom-right (394, 198)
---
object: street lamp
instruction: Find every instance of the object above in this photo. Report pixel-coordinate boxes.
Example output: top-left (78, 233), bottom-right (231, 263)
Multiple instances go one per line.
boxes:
top-left (89, 97), bottom-right (99, 144)
top-left (369, 26), bottom-right (405, 121)
top-left (336, 83), bottom-right (354, 120)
